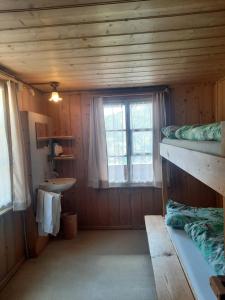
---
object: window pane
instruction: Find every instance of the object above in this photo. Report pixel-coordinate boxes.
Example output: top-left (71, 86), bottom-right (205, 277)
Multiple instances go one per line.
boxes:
top-left (108, 157), bottom-right (127, 183)
top-left (104, 100), bottom-right (153, 185)
top-left (0, 87), bottom-right (12, 209)
top-left (104, 104), bottom-right (126, 130)
top-left (130, 102), bottom-right (152, 129)
top-left (131, 155), bottom-right (153, 183)
top-left (106, 131), bottom-right (127, 156)
top-left (132, 131), bottom-right (152, 155)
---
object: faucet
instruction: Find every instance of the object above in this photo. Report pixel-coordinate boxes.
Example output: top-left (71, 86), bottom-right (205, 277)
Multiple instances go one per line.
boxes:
top-left (51, 169), bottom-right (59, 178)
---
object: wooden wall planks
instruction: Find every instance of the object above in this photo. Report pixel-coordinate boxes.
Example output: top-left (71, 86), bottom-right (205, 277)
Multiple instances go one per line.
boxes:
top-left (18, 86), bottom-right (48, 115)
top-left (170, 82), bottom-right (215, 124)
top-left (0, 79), bottom-right (219, 290)
top-left (214, 77), bottom-right (225, 122)
top-left (213, 77), bottom-right (225, 206)
top-left (0, 211), bottom-right (25, 290)
top-left (2, 1), bottom-right (225, 90)
top-left (47, 92), bottom-right (162, 229)
top-left (169, 82), bottom-right (218, 207)
top-left (47, 82), bottom-right (218, 228)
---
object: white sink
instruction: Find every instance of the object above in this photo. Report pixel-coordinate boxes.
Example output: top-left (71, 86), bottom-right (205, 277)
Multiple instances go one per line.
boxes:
top-left (39, 178), bottom-right (76, 193)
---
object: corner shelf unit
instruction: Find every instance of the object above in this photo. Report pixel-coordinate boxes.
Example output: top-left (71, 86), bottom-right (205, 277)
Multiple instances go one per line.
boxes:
top-left (38, 136), bottom-right (76, 161)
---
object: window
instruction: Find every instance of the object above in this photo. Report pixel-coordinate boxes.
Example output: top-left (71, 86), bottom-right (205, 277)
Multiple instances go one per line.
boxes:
top-left (0, 84), bottom-right (12, 210)
top-left (104, 98), bottom-right (153, 186)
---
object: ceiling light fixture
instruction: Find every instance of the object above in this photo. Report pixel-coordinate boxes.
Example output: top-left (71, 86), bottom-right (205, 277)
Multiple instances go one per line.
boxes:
top-left (49, 82), bottom-right (62, 102)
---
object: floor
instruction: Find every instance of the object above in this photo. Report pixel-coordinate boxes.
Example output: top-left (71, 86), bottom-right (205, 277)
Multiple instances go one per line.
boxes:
top-left (0, 230), bottom-right (157, 300)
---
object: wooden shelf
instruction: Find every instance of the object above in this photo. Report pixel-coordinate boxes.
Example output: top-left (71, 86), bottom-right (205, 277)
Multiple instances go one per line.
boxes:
top-left (52, 155), bottom-right (75, 160)
top-left (37, 137), bottom-right (49, 141)
top-left (49, 136), bottom-right (75, 140)
top-left (37, 136), bottom-right (75, 141)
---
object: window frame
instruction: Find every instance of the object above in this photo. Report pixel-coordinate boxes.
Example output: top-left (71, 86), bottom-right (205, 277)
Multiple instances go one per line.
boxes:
top-left (104, 96), bottom-right (153, 188)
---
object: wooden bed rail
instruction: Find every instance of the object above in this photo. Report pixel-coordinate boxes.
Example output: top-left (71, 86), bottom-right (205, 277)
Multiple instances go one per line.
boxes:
top-left (160, 142), bottom-right (225, 298)
top-left (162, 157), bottom-right (168, 216)
top-left (210, 276), bottom-right (225, 300)
top-left (160, 143), bottom-right (225, 197)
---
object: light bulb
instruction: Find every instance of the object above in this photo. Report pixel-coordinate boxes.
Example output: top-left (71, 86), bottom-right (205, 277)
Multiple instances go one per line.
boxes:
top-left (49, 91), bottom-right (62, 102)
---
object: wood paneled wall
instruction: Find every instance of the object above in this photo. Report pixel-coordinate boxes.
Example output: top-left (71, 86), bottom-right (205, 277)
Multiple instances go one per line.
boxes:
top-left (47, 82), bottom-right (218, 228)
top-left (0, 85), bottom-right (46, 290)
top-left (169, 82), bottom-right (218, 207)
top-left (170, 82), bottom-right (215, 125)
top-left (0, 212), bottom-right (25, 290)
top-left (0, 79), bottom-right (220, 288)
top-left (213, 77), bottom-right (225, 207)
top-left (214, 78), bottom-right (225, 122)
top-left (47, 92), bottom-right (162, 229)
top-left (18, 86), bottom-right (47, 115)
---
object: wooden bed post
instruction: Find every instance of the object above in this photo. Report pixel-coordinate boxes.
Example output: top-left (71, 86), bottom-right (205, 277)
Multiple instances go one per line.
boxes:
top-left (162, 157), bottom-right (168, 216)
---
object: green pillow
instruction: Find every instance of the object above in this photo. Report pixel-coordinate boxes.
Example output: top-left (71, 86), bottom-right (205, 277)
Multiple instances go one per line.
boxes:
top-left (161, 125), bottom-right (180, 139)
top-left (175, 122), bottom-right (221, 141)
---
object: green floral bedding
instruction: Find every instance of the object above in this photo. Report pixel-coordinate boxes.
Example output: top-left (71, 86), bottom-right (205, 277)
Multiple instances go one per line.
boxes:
top-left (175, 122), bottom-right (221, 141)
top-left (184, 220), bottom-right (225, 275)
top-left (161, 125), bottom-right (180, 139)
top-left (161, 122), bottom-right (221, 141)
top-left (166, 200), bottom-right (223, 229)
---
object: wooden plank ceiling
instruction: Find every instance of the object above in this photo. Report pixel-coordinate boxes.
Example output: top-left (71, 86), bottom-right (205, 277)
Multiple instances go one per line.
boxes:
top-left (1, 0), bottom-right (225, 91)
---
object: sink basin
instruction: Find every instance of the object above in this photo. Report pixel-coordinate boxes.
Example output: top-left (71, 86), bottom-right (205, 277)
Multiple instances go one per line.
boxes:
top-left (39, 178), bottom-right (76, 193)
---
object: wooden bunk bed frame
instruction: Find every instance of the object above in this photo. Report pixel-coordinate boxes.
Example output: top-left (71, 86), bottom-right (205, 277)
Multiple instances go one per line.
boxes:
top-left (145, 142), bottom-right (225, 300)
top-left (160, 142), bottom-right (225, 235)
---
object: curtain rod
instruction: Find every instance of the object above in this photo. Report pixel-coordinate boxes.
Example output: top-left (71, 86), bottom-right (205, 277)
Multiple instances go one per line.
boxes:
top-left (0, 68), bottom-right (19, 83)
top-left (0, 66), bottom-right (42, 93)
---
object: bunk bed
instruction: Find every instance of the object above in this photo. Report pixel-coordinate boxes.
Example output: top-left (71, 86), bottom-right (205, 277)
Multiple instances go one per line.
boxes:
top-left (145, 121), bottom-right (225, 300)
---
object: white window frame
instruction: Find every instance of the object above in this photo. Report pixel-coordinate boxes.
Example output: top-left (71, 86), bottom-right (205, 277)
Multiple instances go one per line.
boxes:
top-left (104, 96), bottom-right (153, 187)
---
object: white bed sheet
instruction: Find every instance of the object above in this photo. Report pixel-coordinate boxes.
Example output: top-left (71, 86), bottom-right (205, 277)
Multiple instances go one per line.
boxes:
top-left (167, 226), bottom-right (216, 300)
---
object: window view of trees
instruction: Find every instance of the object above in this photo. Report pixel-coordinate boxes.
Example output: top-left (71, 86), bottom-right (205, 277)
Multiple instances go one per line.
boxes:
top-left (104, 100), bottom-right (153, 185)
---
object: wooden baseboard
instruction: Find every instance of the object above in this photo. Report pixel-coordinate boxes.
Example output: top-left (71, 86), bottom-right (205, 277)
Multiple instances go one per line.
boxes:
top-left (0, 256), bottom-right (25, 291)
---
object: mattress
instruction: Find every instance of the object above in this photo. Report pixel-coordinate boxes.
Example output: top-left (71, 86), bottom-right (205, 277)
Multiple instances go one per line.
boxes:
top-left (167, 226), bottom-right (216, 300)
top-left (162, 137), bottom-right (225, 156)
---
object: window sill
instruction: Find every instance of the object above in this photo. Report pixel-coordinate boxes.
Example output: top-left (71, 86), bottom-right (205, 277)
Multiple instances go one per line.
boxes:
top-left (0, 205), bottom-right (13, 217)
top-left (106, 183), bottom-right (159, 189)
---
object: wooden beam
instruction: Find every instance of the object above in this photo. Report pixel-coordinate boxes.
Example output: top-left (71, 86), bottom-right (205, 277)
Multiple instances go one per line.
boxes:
top-left (0, 10), bottom-right (225, 44)
top-left (3, 45), bottom-right (225, 66)
top-left (24, 70), bottom-right (225, 85)
top-left (20, 64), bottom-right (225, 79)
top-left (162, 158), bottom-right (168, 216)
top-left (5, 0), bottom-right (225, 31)
top-left (2, 36), bottom-right (225, 59)
top-left (145, 215), bottom-right (195, 300)
top-left (1, 26), bottom-right (225, 54)
top-left (1, 0), bottom-right (225, 14)
top-left (0, 0), bottom-right (148, 11)
top-left (160, 143), bottom-right (225, 197)
top-left (29, 75), bottom-right (218, 91)
top-left (5, 52), bottom-right (225, 73)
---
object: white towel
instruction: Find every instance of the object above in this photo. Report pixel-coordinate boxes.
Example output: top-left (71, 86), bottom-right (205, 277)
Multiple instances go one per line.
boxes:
top-left (36, 189), bottom-right (61, 236)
